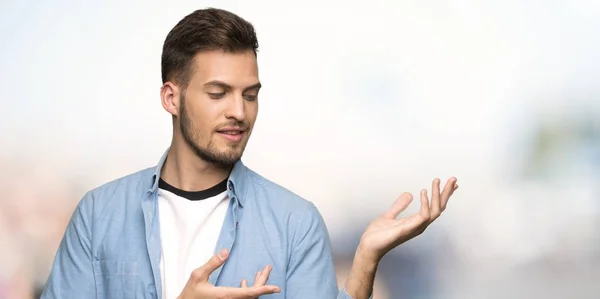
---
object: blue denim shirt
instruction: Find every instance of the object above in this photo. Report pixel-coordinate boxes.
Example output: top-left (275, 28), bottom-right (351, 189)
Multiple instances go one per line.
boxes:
top-left (41, 151), bottom-right (355, 299)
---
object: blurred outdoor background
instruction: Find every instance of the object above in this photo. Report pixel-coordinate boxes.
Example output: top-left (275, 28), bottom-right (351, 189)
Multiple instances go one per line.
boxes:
top-left (1, 0), bottom-right (599, 298)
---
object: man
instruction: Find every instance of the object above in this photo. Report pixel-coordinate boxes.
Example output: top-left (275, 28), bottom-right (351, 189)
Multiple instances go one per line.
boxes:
top-left (42, 8), bottom-right (458, 299)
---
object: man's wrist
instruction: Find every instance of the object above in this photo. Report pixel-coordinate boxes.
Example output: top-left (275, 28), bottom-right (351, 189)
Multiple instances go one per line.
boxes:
top-left (342, 245), bottom-right (380, 299)
top-left (355, 242), bottom-right (381, 270)
top-left (352, 251), bottom-right (378, 277)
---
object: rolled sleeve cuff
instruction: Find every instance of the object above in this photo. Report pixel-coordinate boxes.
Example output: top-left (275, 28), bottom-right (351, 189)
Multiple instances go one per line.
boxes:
top-left (338, 287), bottom-right (373, 299)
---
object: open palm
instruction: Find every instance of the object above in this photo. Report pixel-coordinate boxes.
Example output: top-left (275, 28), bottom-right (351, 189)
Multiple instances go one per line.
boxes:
top-left (359, 177), bottom-right (458, 260)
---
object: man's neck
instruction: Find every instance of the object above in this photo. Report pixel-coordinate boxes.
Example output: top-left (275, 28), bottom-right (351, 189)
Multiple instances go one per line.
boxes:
top-left (160, 144), bottom-right (231, 192)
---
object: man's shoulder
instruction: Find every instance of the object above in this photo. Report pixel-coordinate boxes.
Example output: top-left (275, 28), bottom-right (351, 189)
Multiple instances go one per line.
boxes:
top-left (89, 167), bottom-right (155, 196)
top-left (244, 168), bottom-right (330, 244)
top-left (78, 166), bottom-right (156, 209)
top-left (244, 167), bottom-right (320, 215)
top-left (246, 168), bottom-right (303, 199)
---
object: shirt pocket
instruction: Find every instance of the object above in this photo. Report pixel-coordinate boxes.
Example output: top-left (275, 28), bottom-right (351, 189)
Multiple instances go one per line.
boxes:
top-left (93, 260), bottom-right (138, 299)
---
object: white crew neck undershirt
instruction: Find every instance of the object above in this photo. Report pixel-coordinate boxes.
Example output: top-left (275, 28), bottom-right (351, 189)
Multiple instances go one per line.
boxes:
top-left (158, 186), bottom-right (229, 299)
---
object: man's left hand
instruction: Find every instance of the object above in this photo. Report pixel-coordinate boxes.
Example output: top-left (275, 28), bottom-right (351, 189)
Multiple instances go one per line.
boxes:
top-left (357, 177), bottom-right (459, 263)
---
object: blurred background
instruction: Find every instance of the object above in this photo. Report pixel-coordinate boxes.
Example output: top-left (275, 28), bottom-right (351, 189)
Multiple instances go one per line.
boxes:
top-left (1, 0), bottom-right (599, 298)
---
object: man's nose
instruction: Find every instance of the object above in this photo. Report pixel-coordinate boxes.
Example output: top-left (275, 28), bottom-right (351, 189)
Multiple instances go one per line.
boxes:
top-left (224, 94), bottom-right (246, 121)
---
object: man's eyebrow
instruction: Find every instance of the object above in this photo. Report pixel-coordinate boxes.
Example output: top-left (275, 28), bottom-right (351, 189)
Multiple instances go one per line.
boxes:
top-left (243, 82), bottom-right (262, 92)
top-left (203, 81), bottom-right (261, 92)
top-left (204, 80), bottom-right (232, 90)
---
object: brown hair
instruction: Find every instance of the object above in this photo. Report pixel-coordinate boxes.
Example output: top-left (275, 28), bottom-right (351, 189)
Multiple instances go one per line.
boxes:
top-left (161, 8), bottom-right (259, 88)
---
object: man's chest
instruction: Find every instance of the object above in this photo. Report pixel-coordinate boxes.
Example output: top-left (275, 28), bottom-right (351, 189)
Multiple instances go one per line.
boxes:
top-left (92, 209), bottom-right (289, 299)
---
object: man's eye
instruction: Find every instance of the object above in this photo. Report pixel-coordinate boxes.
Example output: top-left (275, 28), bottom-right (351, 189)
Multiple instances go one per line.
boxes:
top-left (244, 95), bottom-right (258, 101)
top-left (208, 92), bottom-right (225, 99)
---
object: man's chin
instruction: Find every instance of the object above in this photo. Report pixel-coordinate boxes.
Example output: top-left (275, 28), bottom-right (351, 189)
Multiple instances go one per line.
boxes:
top-left (186, 144), bottom-right (242, 167)
top-left (207, 150), bottom-right (244, 166)
top-left (214, 141), bottom-right (247, 157)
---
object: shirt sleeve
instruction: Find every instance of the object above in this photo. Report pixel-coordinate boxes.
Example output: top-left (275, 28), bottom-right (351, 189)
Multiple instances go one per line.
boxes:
top-left (284, 202), bottom-right (359, 299)
top-left (41, 192), bottom-right (96, 299)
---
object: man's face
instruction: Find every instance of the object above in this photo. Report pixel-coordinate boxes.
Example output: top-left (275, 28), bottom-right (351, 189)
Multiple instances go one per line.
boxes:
top-left (176, 50), bottom-right (260, 167)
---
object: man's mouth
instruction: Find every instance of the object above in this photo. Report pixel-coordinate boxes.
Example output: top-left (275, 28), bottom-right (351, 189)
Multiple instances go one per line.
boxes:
top-left (217, 130), bottom-right (244, 135)
top-left (216, 127), bottom-right (246, 142)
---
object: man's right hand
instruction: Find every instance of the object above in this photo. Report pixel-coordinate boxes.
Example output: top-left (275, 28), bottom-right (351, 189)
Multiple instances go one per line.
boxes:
top-left (177, 248), bottom-right (281, 299)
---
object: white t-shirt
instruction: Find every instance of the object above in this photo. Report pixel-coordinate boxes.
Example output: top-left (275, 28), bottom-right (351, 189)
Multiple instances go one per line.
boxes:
top-left (158, 178), bottom-right (229, 299)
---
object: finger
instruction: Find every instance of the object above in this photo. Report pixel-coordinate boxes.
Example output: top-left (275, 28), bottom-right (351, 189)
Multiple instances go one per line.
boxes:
top-left (430, 178), bottom-right (442, 222)
top-left (419, 189), bottom-right (431, 222)
top-left (382, 192), bottom-right (413, 219)
top-left (440, 177), bottom-right (458, 211)
top-left (254, 271), bottom-right (261, 284)
top-left (220, 285), bottom-right (281, 297)
top-left (241, 279), bottom-right (248, 288)
top-left (191, 248), bottom-right (229, 282)
top-left (254, 265), bottom-right (272, 286)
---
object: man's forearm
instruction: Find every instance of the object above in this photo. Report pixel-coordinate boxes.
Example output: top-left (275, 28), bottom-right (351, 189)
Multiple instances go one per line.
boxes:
top-left (343, 247), bottom-right (379, 299)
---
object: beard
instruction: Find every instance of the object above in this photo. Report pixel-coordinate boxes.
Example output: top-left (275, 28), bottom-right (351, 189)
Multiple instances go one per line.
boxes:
top-left (179, 95), bottom-right (248, 168)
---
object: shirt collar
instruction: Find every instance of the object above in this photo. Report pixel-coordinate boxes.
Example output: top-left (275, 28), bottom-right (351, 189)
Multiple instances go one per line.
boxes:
top-left (150, 148), bottom-right (248, 207)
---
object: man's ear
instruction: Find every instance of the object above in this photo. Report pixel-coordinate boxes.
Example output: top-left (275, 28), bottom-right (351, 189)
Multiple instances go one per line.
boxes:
top-left (161, 82), bottom-right (181, 116)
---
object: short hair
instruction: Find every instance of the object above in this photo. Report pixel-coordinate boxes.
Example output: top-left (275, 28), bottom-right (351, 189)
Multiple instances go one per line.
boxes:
top-left (161, 8), bottom-right (259, 88)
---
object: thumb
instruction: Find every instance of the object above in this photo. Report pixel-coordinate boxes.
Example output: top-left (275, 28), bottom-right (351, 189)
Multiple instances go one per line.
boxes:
top-left (192, 248), bottom-right (229, 282)
top-left (382, 192), bottom-right (413, 219)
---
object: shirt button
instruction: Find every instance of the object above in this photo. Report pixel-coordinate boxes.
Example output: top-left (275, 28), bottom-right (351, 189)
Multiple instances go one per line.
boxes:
top-left (228, 182), bottom-right (233, 190)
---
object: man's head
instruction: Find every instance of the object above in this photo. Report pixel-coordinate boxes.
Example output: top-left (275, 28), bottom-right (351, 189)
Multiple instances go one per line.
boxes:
top-left (160, 8), bottom-right (260, 167)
